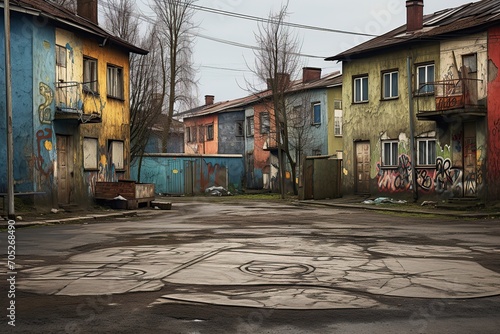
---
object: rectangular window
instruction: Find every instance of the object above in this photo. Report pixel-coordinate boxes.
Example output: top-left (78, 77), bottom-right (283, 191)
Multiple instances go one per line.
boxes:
top-left (198, 126), bottom-right (205, 142)
top-left (246, 116), bottom-right (254, 136)
top-left (191, 126), bottom-right (197, 143)
top-left (417, 139), bottom-right (436, 165)
top-left (462, 54), bottom-right (477, 73)
top-left (382, 70), bottom-right (399, 99)
top-left (416, 64), bottom-right (435, 94)
top-left (236, 121), bottom-right (244, 137)
top-left (109, 140), bottom-right (124, 170)
top-left (83, 57), bottom-right (98, 94)
top-left (312, 102), bottom-right (321, 125)
top-left (382, 140), bottom-right (399, 166)
top-left (334, 109), bottom-right (342, 136)
top-left (206, 123), bottom-right (214, 141)
top-left (56, 45), bottom-right (67, 83)
top-left (83, 137), bottom-right (98, 170)
top-left (107, 64), bottom-right (124, 99)
top-left (260, 112), bottom-right (270, 134)
top-left (334, 100), bottom-right (342, 110)
top-left (354, 76), bottom-right (368, 103)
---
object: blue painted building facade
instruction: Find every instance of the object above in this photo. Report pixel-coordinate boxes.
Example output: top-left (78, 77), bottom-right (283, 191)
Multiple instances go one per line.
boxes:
top-left (0, 11), bottom-right (56, 200)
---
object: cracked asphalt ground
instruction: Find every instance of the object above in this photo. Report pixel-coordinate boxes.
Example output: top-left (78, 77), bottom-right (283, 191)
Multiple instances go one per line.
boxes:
top-left (2, 199), bottom-right (500, 333)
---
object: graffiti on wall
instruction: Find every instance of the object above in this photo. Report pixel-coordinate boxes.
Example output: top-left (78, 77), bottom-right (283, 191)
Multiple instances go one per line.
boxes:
top-left (434, 157), bottom-right (463, 197)
top-left (376, 154), bottom-right (413, 192)
top-left (31, 127), bottom-right (54, 188)
top-left (490, 119), bottom-right (500, 181)
top-left (38, 82), bottom-right (54, 124)
top-left (376, 155), bottom-right (473, 197)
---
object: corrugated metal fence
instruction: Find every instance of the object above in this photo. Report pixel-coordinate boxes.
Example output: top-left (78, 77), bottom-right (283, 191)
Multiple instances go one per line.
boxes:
top-left (131, 154), bottom-right (244, 195)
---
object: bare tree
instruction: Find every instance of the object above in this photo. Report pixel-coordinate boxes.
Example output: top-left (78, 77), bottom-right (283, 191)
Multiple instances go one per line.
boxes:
top-left (251, 3), bottom-right (302, 197)
top-left (153, 0), bottom-right (198, 152)
top-left (287, 94), bottom-right (322, 179)
top-left (50, 0), bottom-right (77, 12)
top-left (102, 0), bottom-right (165, 181)
top-left (102, 0), bottom-right (139, 44)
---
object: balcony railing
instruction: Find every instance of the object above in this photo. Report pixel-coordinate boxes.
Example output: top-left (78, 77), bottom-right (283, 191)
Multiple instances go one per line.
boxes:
top-left (416, 78), bottom-right (486, 118)
top-left (262, 131), bottom-right (279, 151)
top-left (55, 81), bottom-right (104, 123)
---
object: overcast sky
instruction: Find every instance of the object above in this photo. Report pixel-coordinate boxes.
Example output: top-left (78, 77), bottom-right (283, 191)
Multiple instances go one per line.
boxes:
top-left (140, 0), bottom-right (474, 105)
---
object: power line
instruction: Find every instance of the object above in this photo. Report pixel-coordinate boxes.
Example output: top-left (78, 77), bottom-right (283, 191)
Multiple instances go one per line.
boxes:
top-left (182, 2), bottom-right (377, 37)
top-left (194, 32), bottom-right (327, 59)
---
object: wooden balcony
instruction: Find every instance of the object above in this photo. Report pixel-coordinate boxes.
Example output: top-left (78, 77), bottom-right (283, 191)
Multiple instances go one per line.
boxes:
top-left (54, 81), bottom-right (103, 123)
top-left (416, 78), bottom-right (486, 121)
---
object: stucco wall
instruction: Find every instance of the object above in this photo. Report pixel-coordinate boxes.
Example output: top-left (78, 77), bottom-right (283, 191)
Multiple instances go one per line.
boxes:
top-left (341, 44), bottom-right (439, 198)
top-left (0, 12), bottom-right (55, 199)
top-left (327, 86), bottom-right (343, 156)
top-left (487, 26), bottom-right (500, 200)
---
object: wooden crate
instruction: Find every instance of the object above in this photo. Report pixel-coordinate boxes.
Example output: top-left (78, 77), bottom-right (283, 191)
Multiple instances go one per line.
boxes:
top-left (94, 180), bottom-right (155, 209)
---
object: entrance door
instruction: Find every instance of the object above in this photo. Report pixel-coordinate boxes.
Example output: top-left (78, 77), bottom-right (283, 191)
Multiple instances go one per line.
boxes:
top-left (463, 123), bottom-right (477, 197)
top-left (355, 141), bottom-right (371, 194)
top-left (56, 135), bottom-right (71, 204)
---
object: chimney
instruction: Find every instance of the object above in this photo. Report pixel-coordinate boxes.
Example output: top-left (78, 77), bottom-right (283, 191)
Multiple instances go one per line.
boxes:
top-left (205, 95), bottom-right (214, 105)
top-left (77, 0), bottom-right (98, 25)
top-left (302, 67), bottom-right (322, 83)
top-left (406, 0), bottom-right (424, 32)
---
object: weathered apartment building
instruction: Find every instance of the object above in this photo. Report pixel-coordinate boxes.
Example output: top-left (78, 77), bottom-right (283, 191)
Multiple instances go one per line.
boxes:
top-left (181, 68), bottom-right (343, 192)
top-left (327, 0), bottom-right (500, 202)
top-left (0, 0), bottom-right (147, 207)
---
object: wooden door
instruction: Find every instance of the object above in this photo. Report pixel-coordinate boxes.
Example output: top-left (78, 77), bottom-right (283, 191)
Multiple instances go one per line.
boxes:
top-left (56, 135), bottom-right (70, 204)
top-left (355, 141), bottom-right (371, 194)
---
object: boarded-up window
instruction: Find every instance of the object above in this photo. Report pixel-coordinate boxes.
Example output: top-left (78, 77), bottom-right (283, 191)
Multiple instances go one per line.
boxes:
top-left (110, 140), bottom-right (124, 170)
top-left (83, 138), bottom-right (98, 170)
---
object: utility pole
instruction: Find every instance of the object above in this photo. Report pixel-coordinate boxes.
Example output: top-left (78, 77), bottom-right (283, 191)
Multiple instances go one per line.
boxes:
top-left (407, 56), bottom-right (419, 202)
top-left (4, 0), bottom-right (15, 218)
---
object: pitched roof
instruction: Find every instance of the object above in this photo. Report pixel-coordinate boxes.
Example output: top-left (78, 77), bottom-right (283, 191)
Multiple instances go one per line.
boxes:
top-left (182, 71), bottom-right (343, 120)
top-left (3, 0), bottom-right (148, 55)
top-left (326, 0), bottom-right (500, 61)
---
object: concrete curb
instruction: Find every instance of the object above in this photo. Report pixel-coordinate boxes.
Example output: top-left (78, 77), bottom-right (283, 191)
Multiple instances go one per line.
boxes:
top-left (0, 210), bottom-right (141, 229)
top-left (299, 200), bottom-right (500, 218)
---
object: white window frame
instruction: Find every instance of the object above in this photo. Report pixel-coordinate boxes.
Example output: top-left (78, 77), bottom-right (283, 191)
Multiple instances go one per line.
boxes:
top-left (334, 109), bottom-right (343, 136)
top-left (416, 63), bottom-right (435, 94)
top-left (56, 45), bottom-right (67, 83)
top-left (353, 76), bottom-right (368, 103)
top-left (382, 140), bottom-right (399, 167)
top-left (382, 70), bottom-right (399, 99)
top-left (417, 139), bottom-right (436, 166)
top-left (106, 64), bottom-right (124, 99)
top-left (83, 137), bottom-right (98, 170)
top-left (83, 56), bottom-right (98, 94)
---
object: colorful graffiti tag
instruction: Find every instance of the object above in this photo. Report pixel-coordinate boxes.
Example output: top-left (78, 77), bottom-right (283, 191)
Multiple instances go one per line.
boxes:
top-left (38, 82), bottom-right (54, 124)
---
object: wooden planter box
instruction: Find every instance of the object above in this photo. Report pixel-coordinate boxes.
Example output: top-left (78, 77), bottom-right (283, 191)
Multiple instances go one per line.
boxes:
top-left (94, 180), bottom-right (155, 209)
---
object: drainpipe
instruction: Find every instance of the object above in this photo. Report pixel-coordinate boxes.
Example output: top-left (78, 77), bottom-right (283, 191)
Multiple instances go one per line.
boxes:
top-left (4, 0), bottom-right (15, 218)
top-left (407, 57), bottom-right (419, 202)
